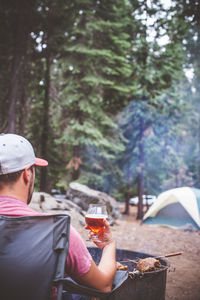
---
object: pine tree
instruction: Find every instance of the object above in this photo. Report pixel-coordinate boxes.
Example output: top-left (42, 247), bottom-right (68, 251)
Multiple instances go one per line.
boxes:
top-left (53, 0), bottom-right (133, 185)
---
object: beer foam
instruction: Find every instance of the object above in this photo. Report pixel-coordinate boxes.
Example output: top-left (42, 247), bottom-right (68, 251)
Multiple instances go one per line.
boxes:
top-left (85, 214), bottom-right (107, 219)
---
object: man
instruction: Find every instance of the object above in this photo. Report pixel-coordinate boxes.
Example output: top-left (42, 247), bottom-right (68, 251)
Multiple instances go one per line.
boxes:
top-left (0, 133), bottom-right (116, 295)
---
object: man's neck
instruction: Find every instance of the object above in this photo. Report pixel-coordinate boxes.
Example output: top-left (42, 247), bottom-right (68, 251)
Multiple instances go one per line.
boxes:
top-left (0, 187), bottom-right (27, 204)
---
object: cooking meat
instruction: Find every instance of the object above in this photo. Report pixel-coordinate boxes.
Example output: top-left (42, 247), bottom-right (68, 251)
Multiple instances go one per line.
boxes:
top-left (136, 257), bottom-right (161, 272)
top-left (116, 261), bottom-right (128, 271)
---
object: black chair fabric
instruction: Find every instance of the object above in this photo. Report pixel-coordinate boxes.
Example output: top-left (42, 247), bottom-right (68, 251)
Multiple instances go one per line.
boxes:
top-left (0, 214), bottom-right (70, 300)
top-left (61, 270), bottom-right (128, 300)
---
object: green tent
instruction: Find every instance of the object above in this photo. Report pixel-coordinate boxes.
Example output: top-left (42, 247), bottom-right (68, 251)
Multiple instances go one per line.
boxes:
top-left (143, 187), bottom-right (200, 230)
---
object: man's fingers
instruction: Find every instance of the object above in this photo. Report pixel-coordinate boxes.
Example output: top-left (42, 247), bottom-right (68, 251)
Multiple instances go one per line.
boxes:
top-left (103, 219), bottom-right (111, 233)
top-left (103, 219), bottom-right (110, 227)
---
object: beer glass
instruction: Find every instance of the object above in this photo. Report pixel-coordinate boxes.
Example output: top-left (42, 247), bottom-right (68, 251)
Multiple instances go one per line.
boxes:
top-left (85, 204), bottom-right (108, 242)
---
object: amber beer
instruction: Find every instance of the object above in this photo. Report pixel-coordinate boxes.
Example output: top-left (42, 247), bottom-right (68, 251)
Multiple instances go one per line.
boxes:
top-left (85, 214), bottom-right (107, 233)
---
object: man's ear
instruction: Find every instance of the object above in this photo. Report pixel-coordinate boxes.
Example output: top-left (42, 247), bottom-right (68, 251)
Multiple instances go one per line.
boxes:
top-left (23, 167), bottom-right (31, 183)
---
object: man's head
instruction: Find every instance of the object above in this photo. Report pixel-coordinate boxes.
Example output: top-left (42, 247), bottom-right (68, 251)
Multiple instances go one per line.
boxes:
top-left (0, 134), bottom-right (48, 203)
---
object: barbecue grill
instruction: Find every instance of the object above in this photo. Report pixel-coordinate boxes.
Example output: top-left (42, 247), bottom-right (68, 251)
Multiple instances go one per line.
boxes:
top-left (88, 247), bottom-right (170, 300)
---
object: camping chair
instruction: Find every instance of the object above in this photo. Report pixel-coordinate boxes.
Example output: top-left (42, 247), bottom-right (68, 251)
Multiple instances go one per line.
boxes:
top-left (0, 214), bottom-right (70, 300)
top-left (0, 214), bottom-right (128, 300)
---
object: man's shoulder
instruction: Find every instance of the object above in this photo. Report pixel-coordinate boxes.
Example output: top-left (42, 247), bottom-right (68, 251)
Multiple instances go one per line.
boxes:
top-left (0, 195), bottom-right (42, 216)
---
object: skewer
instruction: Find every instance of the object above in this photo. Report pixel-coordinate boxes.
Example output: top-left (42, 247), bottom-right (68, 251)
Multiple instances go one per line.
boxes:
top-left (120, 252), bottom-right (182, 263)
top-left (155, 252), bottom-right (182, 259)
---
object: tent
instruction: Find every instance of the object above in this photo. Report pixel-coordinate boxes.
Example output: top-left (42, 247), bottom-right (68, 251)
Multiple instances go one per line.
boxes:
top-left (143, 187), bottom-right (200, 230)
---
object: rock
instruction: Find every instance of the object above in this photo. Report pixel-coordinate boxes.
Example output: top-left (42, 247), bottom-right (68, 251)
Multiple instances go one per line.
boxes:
top-left (29, 183), bottom-right (121, 229)
top-left (29, 192), bottom-right (85, 230)
top-left (66, 182), bottom-right (121, 222)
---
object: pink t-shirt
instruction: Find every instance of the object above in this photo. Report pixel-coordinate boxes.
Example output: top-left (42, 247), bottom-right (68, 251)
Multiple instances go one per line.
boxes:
top-left (0, 195), bottom-right (92, 279)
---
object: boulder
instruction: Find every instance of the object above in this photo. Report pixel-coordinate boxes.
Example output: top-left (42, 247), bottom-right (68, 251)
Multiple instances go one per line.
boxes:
top-left (66, 182), bottom-right (120, 222)
top-left (29, 184), bottom-right (121, 229)
top-left (29, 192), bottom-right (85, 229)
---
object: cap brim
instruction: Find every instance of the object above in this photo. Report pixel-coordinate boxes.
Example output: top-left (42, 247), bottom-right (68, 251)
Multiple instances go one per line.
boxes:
top-left (35, 157), bottom-right (48, 167)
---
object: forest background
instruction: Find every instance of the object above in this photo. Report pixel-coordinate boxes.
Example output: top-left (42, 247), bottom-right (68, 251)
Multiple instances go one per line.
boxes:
top-left (1, 0), bottom-right (199, 218)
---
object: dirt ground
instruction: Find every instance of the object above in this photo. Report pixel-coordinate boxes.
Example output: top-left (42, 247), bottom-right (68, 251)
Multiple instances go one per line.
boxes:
top-left (79, 205), bottom-right (200, 300)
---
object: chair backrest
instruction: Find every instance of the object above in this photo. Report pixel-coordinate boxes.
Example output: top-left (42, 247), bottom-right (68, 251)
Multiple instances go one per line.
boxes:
top-left (0, 214), bottom-right (70, 300)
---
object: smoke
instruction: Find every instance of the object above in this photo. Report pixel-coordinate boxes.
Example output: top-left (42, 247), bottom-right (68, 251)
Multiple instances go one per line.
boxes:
top-left (117, 95), bottom-right (197, 195)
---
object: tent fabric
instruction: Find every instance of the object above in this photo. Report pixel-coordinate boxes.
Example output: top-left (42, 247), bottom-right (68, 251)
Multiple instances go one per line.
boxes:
top-left (192, 188), bottom-right (200, 213)
top-left (143, 187), bottom-right (200, 230)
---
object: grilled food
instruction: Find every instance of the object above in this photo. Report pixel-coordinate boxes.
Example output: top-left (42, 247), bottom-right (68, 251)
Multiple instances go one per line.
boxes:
top-left (116, 261), bottom-right (128, 271)
top-left (136, 257), bottom-right (161, 272)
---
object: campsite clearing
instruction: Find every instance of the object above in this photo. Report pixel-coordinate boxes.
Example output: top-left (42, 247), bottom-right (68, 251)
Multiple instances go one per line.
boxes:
top-left (80, 205), bottom-right (200, 300)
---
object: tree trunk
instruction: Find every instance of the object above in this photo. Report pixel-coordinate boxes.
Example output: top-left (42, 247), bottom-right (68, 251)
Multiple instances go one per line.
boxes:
top-left (7, 61), bottom-right (21, 133)
top-left (18, 39), bottom-right (32, 136)
top-left (137, 172), bottom-right (144, 219)
top-left (40, 49), bottom-right (51, 192)
top-left (197, 17), bottom-right (200, 187)
top-left (71, 146), bottom-right (81, 181)
top-left (137, 118), bottom-right (144, 220)
top-left (7, 0), bottom-right (34, 133)
top-left (123, 168), bottom-right (131, 215)
top-left (123, 192), bottom-right (130, 215)
top-left (136, 0), bottom-right (147, 220)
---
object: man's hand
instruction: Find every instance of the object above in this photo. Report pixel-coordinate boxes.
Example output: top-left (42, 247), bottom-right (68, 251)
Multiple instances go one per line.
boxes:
top-left (79, 219), bottom-right (116, 292)
top-left (85, 219), bottom-right (115, 249)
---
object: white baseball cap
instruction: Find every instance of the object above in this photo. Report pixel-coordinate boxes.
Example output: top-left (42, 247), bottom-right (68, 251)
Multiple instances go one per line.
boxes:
top-left (0, 134), bottom-right (48, 175)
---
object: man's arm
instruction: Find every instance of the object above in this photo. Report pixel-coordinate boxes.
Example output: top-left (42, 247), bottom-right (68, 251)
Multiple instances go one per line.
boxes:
top-left (76, 220), bottom-right (117, 292)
